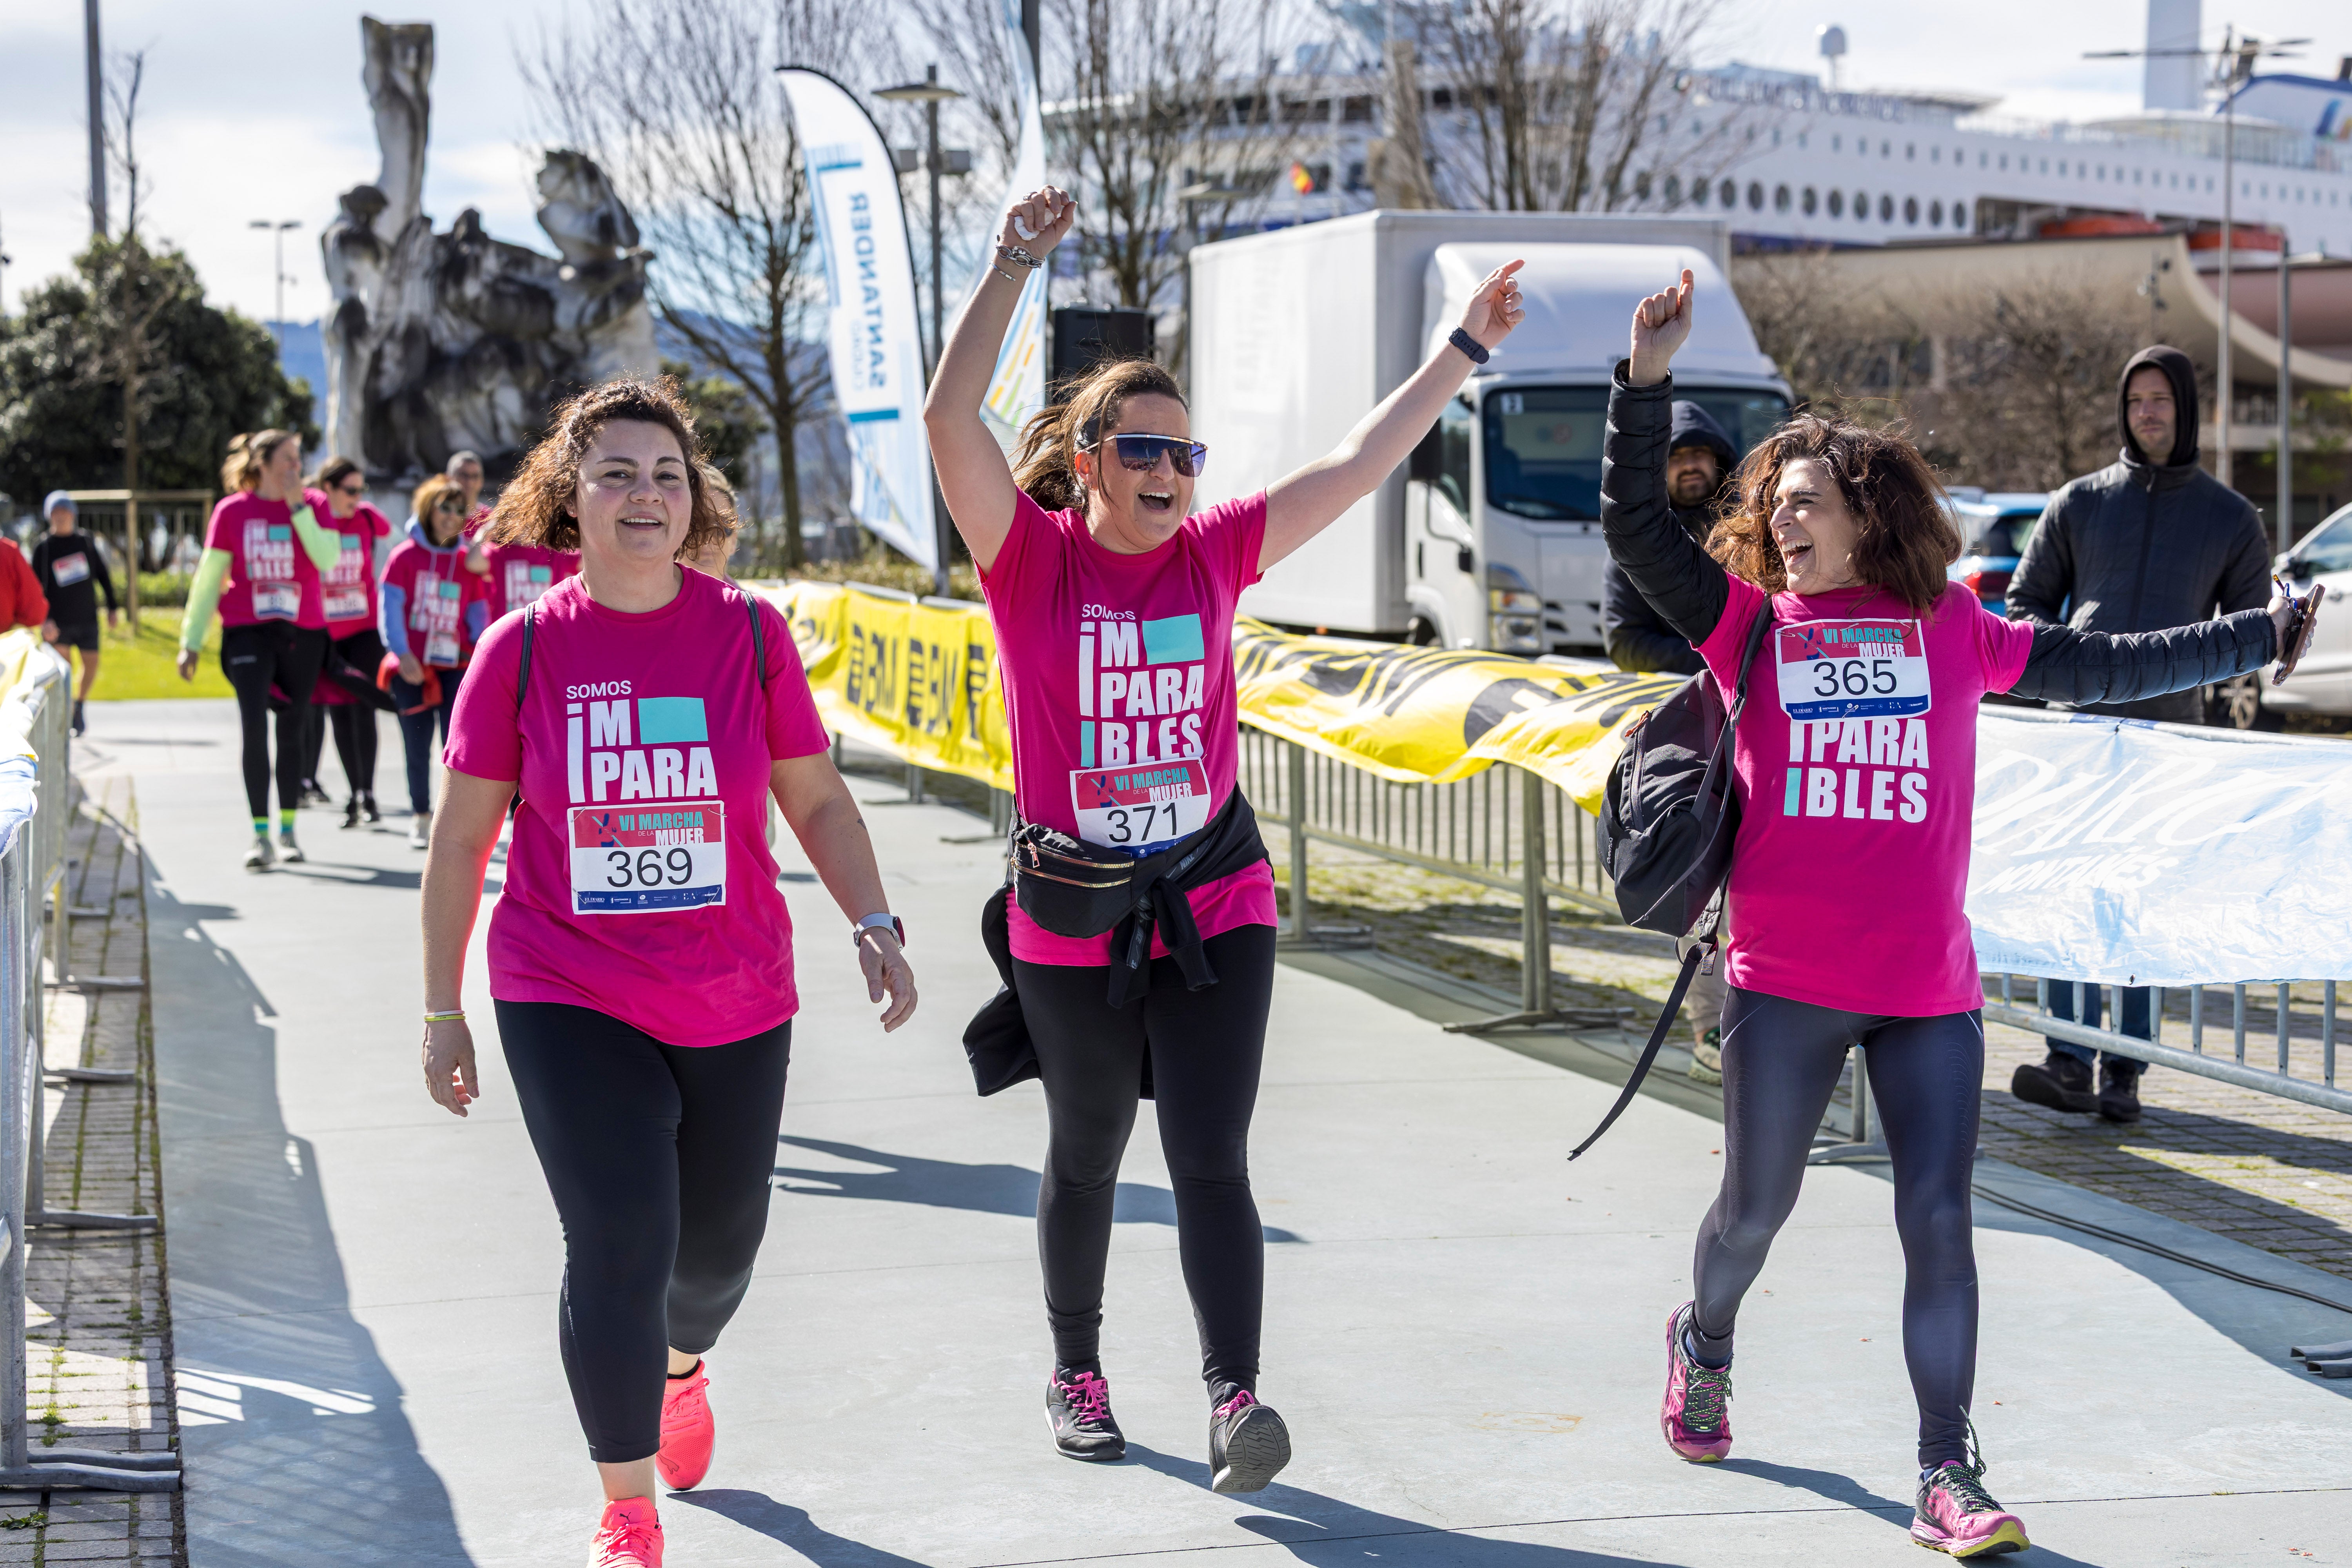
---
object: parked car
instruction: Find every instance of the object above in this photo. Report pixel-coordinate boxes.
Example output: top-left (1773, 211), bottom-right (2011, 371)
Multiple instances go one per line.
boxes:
top-left (1944, 490), bottom-right (2047, 610)
top-left (2255, 500), bottom-right (2352, 726)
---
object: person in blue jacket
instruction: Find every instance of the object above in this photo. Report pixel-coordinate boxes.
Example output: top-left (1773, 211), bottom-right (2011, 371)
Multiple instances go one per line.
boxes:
top-left (379, 474), bottom-right (490, 848)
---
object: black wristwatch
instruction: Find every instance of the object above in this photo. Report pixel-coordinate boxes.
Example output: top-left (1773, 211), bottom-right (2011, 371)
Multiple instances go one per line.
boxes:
top-left (1448, 327), bottom-right (1491, 366)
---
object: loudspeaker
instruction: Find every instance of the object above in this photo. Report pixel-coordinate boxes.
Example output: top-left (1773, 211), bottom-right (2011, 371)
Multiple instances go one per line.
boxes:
top-left (1049, 307), bottom-right (1156, 394)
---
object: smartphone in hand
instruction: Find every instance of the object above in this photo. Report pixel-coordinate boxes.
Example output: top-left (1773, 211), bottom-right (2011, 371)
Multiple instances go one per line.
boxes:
top-left (2274, 578), bottom-right (2326, 686)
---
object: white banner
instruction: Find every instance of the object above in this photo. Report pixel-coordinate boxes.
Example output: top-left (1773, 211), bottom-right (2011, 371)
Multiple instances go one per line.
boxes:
top-left (980, 0), bottom-right (1049, 448)
top-left (1967, 710), bottom-right (2352, 984)
top-left (778, 67), bottom-right (938, 573)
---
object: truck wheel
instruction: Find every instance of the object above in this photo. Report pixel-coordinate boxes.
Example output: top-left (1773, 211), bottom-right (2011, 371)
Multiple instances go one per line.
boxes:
top-left (1406, 616), bottom-right (1440, 647)
top-left (2205, 674), bottom-right (2281, 731)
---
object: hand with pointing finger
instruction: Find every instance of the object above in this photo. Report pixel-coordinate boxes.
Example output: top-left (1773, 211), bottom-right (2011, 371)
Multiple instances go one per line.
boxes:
top-left (1628, 268), bottom-right (1695, 387)
top-left (1461, 259), bottom-right (1529, 352)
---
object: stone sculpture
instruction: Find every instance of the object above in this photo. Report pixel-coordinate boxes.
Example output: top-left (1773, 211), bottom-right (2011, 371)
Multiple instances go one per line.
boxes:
top-left (320, 16), bottom-right (657, 487)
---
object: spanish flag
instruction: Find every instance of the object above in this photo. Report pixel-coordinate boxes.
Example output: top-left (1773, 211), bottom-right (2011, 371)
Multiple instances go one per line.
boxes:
top-left (1287, 162), bottom-right (1316, 195)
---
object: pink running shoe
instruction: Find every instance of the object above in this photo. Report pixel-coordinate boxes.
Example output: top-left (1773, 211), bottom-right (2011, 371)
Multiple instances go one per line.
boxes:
top-left (1912, 1455), bottom-right (2030, 1557)
top-left (588, 1496), bottom-right (664, 1567)
top-left (1660, 1302), bottom-right (1733, 1462)
top-left (656, 1362), bottom-right (714, 1492)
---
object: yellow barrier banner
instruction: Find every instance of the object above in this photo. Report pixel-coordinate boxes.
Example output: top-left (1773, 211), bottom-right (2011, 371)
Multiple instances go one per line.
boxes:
top-left (755, 581), bottom-right (1015, 792)
top-left (760, 583), bottom-right (1682, 813)
top-left (1232, 620), bottom-right (1682, 813)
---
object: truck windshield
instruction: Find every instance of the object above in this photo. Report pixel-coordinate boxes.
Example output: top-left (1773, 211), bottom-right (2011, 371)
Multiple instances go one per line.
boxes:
top-left (1482, 386), bottom-right (1793, 521)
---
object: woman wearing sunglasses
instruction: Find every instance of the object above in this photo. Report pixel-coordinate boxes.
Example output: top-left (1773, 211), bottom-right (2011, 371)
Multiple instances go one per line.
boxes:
top-left (307, 456), bottom-right (396, 828)
top-left (925, 186), bottom-right (1524, 1490)
top-left (381, 474), bottom-right (491, 848)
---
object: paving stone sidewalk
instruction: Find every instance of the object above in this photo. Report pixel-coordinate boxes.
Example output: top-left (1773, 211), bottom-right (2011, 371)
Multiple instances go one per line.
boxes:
top-left (1267, 831), bottom-right (2352, 1287)
top-left (0, 775), bottom-right (181, 1564)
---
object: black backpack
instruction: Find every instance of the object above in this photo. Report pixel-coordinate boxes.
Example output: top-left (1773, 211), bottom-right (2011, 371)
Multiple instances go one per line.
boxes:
top-left (1568, 606), bottom-right (1770, 1159)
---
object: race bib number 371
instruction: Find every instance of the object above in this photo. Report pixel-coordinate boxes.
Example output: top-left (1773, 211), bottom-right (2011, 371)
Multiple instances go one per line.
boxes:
top-left (1776, 619), bottom-right (1930, 722)
top-left (568, 800), bottom-right (726, 913)
top-left (1069, 758), bottom-right (1211, 851)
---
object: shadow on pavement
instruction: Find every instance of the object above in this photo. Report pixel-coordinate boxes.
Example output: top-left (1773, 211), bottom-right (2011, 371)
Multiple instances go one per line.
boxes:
top-left (1122, 1444), bottom-right (1670, 1565)
top-left (147, 873), bottom-right (474, 1566)
top-left (774, 1135), bottom-right (1305, 1242)
top-left (667, 1489), bottom-right (929, 1566)
top-left (1711, 1456), bottom-right (1907, 1517)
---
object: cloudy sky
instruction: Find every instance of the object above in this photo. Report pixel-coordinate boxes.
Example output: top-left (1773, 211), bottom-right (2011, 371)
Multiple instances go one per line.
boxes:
top-left (0, 0), bottom-right (2343, 323)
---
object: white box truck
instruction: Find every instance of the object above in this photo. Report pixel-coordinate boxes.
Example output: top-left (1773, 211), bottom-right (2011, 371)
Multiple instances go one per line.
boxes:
top-left (1186, 211), bottom-right (1791, 653)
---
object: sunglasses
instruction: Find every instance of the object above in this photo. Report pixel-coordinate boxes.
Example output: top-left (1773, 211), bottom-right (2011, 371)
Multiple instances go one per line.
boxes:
top-left (435, 499), bottom-right (465, 513)
top-left (1084, 433), bottom-right (1207, 478)
top-left (337, 483), bottom-right (367, 497)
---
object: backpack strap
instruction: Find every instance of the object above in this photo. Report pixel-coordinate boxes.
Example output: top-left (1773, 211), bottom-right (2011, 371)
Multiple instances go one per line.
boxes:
top-left (515, 603), bottom-right (536, 715)
top-left (744, 591), bottom-right (768, 690)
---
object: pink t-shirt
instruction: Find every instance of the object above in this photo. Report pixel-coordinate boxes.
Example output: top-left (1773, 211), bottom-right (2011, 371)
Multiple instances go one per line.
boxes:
top-left (482, 540), bottom-right (581, 621)
top-left (981, 489), bottom-right (1279, 965)
top-left (1699, 577), bottom-right (2034, 1016)
top-left (320, 499), bottom-right (393, 637)
top-left (203, 493), bottom-right (328, 630)
top-left (445, 569), bottom-right (831, 1047)
top-left (382, 534), bottom-right (491, 669)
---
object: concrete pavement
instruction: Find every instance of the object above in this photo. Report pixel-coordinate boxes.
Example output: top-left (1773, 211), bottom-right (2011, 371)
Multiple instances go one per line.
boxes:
top-left (78, 697), bottom-right (2352, 1566)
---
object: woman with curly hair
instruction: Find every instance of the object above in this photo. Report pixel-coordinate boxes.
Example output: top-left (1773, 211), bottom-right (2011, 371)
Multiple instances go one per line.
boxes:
top-left (381, 472), bottom-right (492, 846)
top-left (1607, 270), bottom-right (2317, 1558)
top-left (416, 378), bottom-right (918, 1567)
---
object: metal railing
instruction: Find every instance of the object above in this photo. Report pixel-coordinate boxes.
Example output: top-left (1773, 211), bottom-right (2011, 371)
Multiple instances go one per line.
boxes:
top-left (1986, 976), bottom-right (2348, 1116)
top-left (1234, 722), bottom-right (2352, 1119)
top-left (0, 645), bottom-right (179, 1492)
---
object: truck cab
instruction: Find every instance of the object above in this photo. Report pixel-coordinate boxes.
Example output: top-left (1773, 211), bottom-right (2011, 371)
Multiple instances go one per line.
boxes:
top-left (1190, 213), bottom-right (1789, 656)
top-left (1399, 244), bottom-right (1790, 653)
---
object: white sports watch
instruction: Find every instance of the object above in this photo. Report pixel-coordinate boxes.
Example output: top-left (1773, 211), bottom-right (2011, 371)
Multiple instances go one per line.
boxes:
top-left (853, 912), bottom-right (905, 947)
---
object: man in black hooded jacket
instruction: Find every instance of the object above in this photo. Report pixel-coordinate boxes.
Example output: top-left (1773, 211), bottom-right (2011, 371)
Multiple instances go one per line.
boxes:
top-left (2004, 344), bottom-right (2272, 1125)
top-left (1602, 400), bottom-right (1738, 677)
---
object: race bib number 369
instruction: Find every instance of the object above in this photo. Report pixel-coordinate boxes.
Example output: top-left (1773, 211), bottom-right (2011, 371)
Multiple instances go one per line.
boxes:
top-left (568, 801), bottom-right (726, 913)
top-left (1776, 619), bottom-right (1929, 722)
top-left (1070, 758), bottom-right (1211, 851)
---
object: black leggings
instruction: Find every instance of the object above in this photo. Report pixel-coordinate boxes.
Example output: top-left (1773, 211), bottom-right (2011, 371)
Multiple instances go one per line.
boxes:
top-left (1011, 924), bottom-right (1276, 1395)
top-left (220, 623), bottom-right (326, 821)
top-left (321, 629), bottom-right (387, 798)
top-left (497, 1001), bottom-right (792, 1463)
top-left (1691, 988), bottom-right (1985, 1468)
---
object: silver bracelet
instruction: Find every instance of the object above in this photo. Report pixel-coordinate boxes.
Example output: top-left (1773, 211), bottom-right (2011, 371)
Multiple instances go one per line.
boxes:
top-left (996, 243), bottom-right (1043, 271)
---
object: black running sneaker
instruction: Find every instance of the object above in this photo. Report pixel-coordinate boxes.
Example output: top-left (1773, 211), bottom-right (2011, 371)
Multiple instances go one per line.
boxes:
top-left (1045, 1368), bottom-right (1125, 1461)
top-left (1209, 1389), bottom-right (1290, 1494)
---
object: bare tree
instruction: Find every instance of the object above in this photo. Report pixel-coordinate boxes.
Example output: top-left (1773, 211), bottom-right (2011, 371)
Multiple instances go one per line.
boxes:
top-left (1044, 0), bottom-right (1319, 315)
top-left (94, 48), bottom-right (174, 597)
top-left (1419, 0), bottom-right (1738, 213)
top-left (1929, 279), bottom-right (2145, 490)
top-left (521, 0), bottom-right (897, 569)
top-left (1732, 247), bottom-right (1934, 427)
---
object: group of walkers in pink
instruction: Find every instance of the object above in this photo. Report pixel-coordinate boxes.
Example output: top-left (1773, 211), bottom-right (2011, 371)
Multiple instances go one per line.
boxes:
top-left (367, 187), bottom-right (2313, 1568)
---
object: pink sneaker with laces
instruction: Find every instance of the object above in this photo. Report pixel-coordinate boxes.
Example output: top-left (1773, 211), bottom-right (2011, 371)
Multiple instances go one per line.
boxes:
top-left (657, 1361), bottom-right (714, 1491)
top-left (1912, 1447), bottom-right (2030, 1557)
top-left (588, 1496), bottom-right (663, 1567)
top-left (1661, 1302), bottom-right (1733, 1462)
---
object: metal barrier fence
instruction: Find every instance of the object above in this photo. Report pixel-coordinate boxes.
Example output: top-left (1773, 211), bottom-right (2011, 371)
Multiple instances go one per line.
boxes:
top-left (1233, 722), bottom-right (2352, 1117)
top-left (0, 646), bottom-right (178, 1492)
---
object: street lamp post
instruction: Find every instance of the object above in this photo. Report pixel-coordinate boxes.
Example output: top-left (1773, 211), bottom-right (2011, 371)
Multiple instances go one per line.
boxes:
top-left (248, 219), bottom-right (300, 341)
top-left (873, 68), bottom-right (969, 597)
top-left (2085, 25), bottom-right (2305, 489)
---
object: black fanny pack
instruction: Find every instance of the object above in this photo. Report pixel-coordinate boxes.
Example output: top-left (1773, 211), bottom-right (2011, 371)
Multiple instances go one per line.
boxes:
top-left (1012, 790), bottom-right (1269, 1003)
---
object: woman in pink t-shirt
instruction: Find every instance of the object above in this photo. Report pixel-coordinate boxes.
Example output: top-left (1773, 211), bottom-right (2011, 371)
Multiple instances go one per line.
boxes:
top-left (417, 378), bottom-right (917, 1566)
top-left (303, 455), bottom-right (396, 827)
top-left (926, 187), bottom-right (1526, 1488)
top-left (1607, 271), bottom-right (2308, 1557)
top-left (176, 429), bottom-right (344, 869)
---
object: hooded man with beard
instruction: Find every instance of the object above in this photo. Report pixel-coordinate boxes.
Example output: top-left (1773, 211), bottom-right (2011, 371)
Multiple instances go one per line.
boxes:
top-left (2004, 344), bottom-right (2272, 1124)
top-left (1602, 400), bottom-right (1741, 1084)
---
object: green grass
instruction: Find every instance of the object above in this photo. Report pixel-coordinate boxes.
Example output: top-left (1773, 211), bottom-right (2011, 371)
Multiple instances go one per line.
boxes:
top-left (82, 613), bottom-right (234, 701)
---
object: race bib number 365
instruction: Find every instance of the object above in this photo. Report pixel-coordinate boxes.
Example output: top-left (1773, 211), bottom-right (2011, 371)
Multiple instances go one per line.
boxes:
top-left (1070, 758), bottom-right (1211, 851)
top-left (1776, 619), bottom-right (1929, 722)
top-left (568, 801), bottom-right (726, 913)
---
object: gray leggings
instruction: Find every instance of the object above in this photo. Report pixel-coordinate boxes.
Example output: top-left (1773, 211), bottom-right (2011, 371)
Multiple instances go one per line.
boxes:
top-left (1689, 987), bottom-right (1985, 1468)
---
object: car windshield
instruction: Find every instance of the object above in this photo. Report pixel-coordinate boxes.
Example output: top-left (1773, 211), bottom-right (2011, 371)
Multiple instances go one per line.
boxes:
top-left (1482, 386), bottom-right (1792, 521)
top-left (2295, 506), bottom-right (2352, 574)
top-left (1966, 510), bottom-right (2041, 557)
